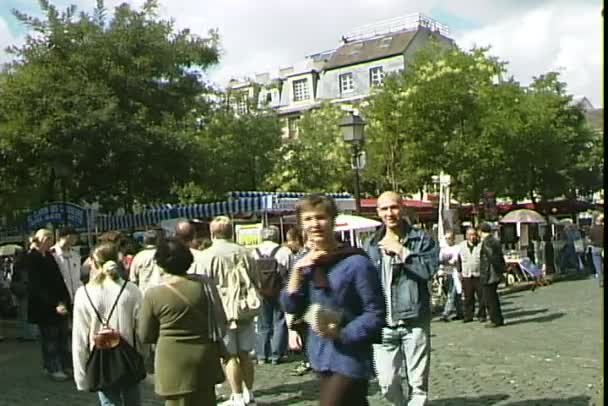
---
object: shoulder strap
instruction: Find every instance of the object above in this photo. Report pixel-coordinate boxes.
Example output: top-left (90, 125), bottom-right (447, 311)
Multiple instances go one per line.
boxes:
top-left (165, 282), bottom-right (208, 322)
top-left (255, 248), bottom-right (263, 258)
top-left (165, 283), bottom-right (195, 308)
top-left (106, 279), bottom-right (129, 322)
top-left (84, 279), bottom-right (129, 326)
top-left (269, 246), bottom-right (281, 258)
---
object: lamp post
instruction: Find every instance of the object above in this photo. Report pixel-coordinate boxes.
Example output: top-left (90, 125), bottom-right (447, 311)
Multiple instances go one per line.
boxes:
top-left (431, 172), bottom-right (451, 242)
top-left (52, 162), bottom-right (70, 226)
top-left (339, 112), bottom-right (366, 214)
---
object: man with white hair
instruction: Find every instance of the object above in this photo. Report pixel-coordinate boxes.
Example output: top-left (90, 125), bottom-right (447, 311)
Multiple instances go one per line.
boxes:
top-left (198, 216), bottom-right (259, 406)
top-left (252, 226), bottom-right (291, 365)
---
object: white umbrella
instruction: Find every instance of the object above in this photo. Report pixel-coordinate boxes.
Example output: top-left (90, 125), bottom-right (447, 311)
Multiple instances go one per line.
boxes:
top-left (334, 214), bottom-right (381, 232)
top-left (0, 244), bottom-right (23, 256)
top-left (500, 209), bottom-right (546, 224)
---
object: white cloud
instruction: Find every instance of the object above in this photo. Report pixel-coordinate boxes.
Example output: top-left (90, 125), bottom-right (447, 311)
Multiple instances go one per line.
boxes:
top-left (0, 16), bottom-right (22, 66)
top-left (456, 1), bottom-right (603, 107)
top-left (1, 0), bottom-right (602, 106)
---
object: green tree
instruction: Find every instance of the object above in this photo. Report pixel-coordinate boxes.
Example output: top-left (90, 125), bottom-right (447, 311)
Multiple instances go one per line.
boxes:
top-left (268, 103), bottom-right (352, 193)
top-left (0, 0), bottom-right (219, 213)
top-left (364, 44), bottom-right (508, 203)
top-left (186, 104), bottom-right (283, 200)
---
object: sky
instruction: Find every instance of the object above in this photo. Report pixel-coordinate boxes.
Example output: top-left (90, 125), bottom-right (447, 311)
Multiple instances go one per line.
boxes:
top-left (0, 0), bottom-right (603, 107)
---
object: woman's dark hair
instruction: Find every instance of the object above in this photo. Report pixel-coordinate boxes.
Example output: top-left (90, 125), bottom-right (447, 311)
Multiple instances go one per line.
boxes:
top-left (154, 237), bottom-right (193, 275)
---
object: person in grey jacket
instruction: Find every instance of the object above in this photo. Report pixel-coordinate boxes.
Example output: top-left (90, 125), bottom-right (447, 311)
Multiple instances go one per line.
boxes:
top-left (364, 192), bottom-right (438, 406)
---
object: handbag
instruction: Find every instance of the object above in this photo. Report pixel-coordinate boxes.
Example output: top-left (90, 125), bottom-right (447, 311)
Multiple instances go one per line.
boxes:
top-left (83, 280), bottom-right (146, 391)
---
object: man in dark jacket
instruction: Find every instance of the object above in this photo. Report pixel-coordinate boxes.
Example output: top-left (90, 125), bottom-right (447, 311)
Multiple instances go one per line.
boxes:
top-left (479, 222), bottom-right (505, 327)
top-left (365, 191), bottom-right (438, 406)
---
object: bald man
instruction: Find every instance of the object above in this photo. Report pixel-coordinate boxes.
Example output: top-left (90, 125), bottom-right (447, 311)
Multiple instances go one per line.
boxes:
top-left (364, 191), bottom-right (438, 406)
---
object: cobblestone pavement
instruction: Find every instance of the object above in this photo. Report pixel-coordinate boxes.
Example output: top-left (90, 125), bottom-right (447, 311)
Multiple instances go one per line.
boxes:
top-left (0, 277), bottom-right (602, 405)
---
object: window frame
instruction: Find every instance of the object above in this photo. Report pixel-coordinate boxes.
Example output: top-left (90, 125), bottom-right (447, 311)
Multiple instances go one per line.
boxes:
top-left (339, 72), bottom-right (355, 93)
top-left (292, 78), bottom-right (310, 102)
top-left (369, 66), bottom-right (385, 87)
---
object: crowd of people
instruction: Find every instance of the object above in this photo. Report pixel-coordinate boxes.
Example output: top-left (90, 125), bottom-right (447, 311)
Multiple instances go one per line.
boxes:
top-left (0, 192), bottom-right (603, 406)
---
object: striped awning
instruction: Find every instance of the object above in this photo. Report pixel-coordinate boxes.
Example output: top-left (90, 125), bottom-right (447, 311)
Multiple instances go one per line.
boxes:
top-left (96, 197), bottom-right (270, 232)
top-left (228, 191), bottom-right (353, 199)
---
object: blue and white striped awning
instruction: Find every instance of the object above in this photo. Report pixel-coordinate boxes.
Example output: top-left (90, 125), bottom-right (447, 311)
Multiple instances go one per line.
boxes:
top-left (228, 191), bottom-right (353, 199)
top-left (174, 196), bottom-right (269, 219)
top-left (95, 193), bottom-right (356, 232)
top-left (96, 197), bottom-right (270, 232)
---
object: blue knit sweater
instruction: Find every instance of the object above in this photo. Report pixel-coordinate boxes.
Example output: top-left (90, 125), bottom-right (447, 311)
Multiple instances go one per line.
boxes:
top-left (280, 254), bottom-right (386, 379)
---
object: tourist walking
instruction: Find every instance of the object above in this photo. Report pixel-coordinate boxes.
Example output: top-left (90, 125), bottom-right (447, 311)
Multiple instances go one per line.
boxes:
top-left (139, 237), bottom-right (226, 406)
top-left (252, 226), bottom-right (290, 365)
top-left (197, 216), bottom-right (260, 406)
top-left (282, 194), bottom-right (386, 406)
top-left (458, 227), bottom-right (486, 323)
top-left (479, 223), bottom-right (505, 327)
top-left (26, 228), bottom-right (72, 381)
top-left (72, 242), bottom-right (145, 405)
top-left (365, 191), bottom-right (438, 406)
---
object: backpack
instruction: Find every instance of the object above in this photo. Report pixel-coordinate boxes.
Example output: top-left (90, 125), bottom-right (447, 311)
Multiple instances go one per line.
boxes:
top-left (83, 280), bottom-right (146, 391)
top-left (255, 246), bottom-right (286, 298)
top-left (224, 253), bottom-right (262, 322)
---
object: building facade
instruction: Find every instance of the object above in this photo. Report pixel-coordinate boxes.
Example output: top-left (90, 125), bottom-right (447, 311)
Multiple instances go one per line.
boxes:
top-left (225, 13), bottom-right (455, 138)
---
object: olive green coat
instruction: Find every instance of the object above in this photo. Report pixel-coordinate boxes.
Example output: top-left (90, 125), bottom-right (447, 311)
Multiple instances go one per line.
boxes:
top-left (138, 276), bottom-right (224, 397)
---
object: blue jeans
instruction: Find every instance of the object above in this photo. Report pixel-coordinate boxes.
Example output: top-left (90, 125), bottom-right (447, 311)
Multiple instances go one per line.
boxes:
top-left (591, 246), bottom-right (603, 285)
top-left (98, 383), bottom-right (141, 406)
top-left (441, 275), bottom-right (463, 318)
top-left (18, 297), bottom-right (39, 339)
top-left (38, 319), bottom-right (70, 373)
top-left (255, 296), bottom-right (287, 362)
top-left (373, 319), bottom-right (431, 406)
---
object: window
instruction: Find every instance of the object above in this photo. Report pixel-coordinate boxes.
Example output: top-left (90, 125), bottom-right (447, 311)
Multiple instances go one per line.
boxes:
top-left (288, 117), bottom-right (300, 138)
top-left (292, 79), bottom-right (310, 102)
top-left (339, 73), bottom-right (354, 93)
top-left (380, 37), bottom-right (392, 48)
top-left (349, 43), bottom-right (363, 55)
top-left (369, 66), bottom-right (385, 86)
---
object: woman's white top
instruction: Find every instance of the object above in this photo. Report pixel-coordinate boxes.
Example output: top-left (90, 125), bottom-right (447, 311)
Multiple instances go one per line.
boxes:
top-left (71, 278), bottom-right (144, 390)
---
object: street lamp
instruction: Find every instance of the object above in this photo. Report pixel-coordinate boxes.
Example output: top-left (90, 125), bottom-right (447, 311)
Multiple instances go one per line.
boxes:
top-left (431, 172), bottom-right (451, 242)
top-left (339, 112), bottom-right (366, 214)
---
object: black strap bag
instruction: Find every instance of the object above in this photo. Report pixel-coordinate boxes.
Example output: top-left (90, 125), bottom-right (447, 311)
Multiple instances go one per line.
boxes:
top-left (83, 279), bottom-right (146, 391)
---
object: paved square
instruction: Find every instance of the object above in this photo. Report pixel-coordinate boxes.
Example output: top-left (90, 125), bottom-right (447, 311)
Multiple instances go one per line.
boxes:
top-left (0, 277), bottom-right (602, 405)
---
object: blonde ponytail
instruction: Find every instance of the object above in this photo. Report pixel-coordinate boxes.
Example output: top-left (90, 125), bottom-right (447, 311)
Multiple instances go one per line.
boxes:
top-left (90, 242), bottom-right (120, 285)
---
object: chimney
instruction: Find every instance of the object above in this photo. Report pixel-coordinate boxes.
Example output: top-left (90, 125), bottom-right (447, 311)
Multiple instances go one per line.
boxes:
top-left (279, 66), bottom-right (294, 78)
top-left (255, 72), bottom-right (270, 84)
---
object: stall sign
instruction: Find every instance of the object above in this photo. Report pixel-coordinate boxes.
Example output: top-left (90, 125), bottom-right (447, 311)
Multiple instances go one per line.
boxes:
top-left (27, 202), bottom-right (88, 230)
top-left (235, 223), bottom-right (263, 247)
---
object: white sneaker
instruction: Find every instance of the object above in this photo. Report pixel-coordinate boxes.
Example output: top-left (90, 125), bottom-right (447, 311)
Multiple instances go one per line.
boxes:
top-left (220, 394), bottom-right (247, 406)
top-left (243, 388), bottom-right (256, 405)
top-left (50, 371), bottom-right (69, 381)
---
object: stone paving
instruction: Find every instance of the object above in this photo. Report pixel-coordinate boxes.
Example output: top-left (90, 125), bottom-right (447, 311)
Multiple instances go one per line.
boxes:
top-left (0, 276), bottom-right (602, 405)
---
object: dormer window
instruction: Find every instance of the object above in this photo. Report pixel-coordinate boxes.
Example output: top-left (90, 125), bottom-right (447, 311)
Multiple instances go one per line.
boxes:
top-left (380, 37), bottom-right (392, 48)
top-left (293, 79), bottom-right (310, 102)
top-left (370, 66), bottom-right (385, 86)
top-left (339, 73), bottom-right (354, 93)
top-left (349, 43), bottom-right (363, 55)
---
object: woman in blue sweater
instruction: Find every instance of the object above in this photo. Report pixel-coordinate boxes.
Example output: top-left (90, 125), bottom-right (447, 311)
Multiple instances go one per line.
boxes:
top-left (280, 194), bottom-right (386, 406)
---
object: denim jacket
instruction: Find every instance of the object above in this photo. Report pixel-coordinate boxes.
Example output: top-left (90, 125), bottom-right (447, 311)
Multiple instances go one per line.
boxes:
top-left (364, 222), bottom-right (438, 323)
